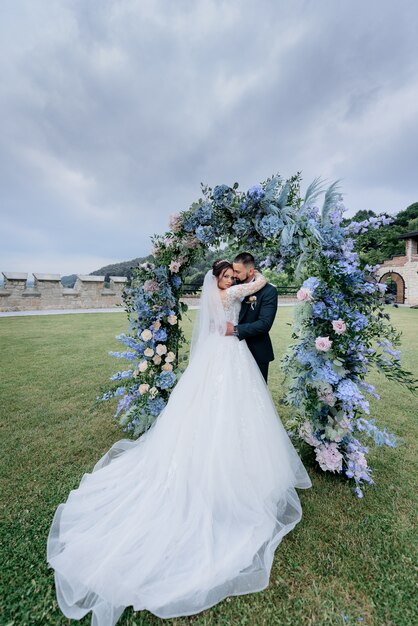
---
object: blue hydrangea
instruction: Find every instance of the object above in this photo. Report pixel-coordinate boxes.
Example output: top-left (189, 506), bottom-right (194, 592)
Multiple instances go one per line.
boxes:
top-left (232, 218), bottom-right (249, 237)
top-left (114, 386), bottom-right (126, 396)
top-left (156, 370), bottom-right (177, 389)
top-left (312, 360), bottom-right (341, 385)
top-left (153, 328), bottom-right (167, 342)
top-left (212, 184), bottom-right (232, 204)
top-left (350, 311), bottom-right (369, 331)
top-left (194, 201), bottom-right (213, 224)
top-left (171, 274), bottom-right (182, 289)
top-left (195, 225), bottom-right (215, 244)
top-left (302, 277), bottom-right (321, 293)
top-left (312, 301), bottom-right (327, 318)
top-left (256, 214), bottom-right (284, 238)
top-left (147, 397), bottom-right (166, 416)
top-left (182, 216), bottom-right (196, 232)
top-left (247, 184), bottom-right (265, 202)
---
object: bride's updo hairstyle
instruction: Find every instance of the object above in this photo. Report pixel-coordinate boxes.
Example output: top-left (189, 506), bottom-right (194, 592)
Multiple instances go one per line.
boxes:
top-left (212, 259), bottom-right (233, 278)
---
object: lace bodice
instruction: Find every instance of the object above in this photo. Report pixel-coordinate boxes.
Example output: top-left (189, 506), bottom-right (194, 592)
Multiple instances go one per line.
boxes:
top-left (220, 274), bottom-right (267, 324)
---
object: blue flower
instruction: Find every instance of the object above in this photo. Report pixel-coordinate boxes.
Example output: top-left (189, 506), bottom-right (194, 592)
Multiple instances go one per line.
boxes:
top-left (156, 371), bottom-right (177, 390)
top-left (212, 184), bottom-right (234, 207)
top-left (147, 397), bottom-right (166, 416)
top-left (194, 201), bottom-right (213, 224)
top-left (195, 225), bottom-right (216, 244)
top-left (256, 214), bottom-right (284, 238)
top-left (247, 184), bottom-right (265, 202)
top-left (154, 328), bottom-right (167, 342)
top-left (302, 277), bottom-right (321, 293)
top-left (232, 218), bottom-right (249, 237)
top-left (171, 274), bottom-right (182, 289)
top-left (110, 369), bottom-right (133, 381)
top-left (312, 302), bottom-right (327, 318)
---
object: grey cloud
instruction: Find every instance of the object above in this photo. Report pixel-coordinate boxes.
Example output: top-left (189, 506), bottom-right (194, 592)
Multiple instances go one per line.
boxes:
top-left (1, 0), bottom-right (417, 274)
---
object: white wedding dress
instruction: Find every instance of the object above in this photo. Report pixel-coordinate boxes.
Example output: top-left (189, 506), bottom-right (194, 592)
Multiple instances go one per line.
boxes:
top-left (46, 271), bottom-right (312, 626)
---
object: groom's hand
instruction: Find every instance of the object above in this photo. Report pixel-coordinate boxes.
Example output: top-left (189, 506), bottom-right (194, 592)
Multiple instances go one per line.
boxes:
top-left (225, 321), bottom-right (234, 336)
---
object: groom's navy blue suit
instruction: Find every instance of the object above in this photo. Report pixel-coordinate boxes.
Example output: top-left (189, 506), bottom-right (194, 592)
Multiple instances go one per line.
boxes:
top-left (236, 281), bottom-right (278, 383)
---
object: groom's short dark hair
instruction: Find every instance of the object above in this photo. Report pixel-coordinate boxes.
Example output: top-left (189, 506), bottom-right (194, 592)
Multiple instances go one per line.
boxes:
top-left (233, 252), bottom-right (255, 267)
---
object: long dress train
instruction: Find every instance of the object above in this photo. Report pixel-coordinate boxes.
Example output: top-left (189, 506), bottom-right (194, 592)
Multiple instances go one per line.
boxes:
top-left (46, 273), bottom-right (312, 625)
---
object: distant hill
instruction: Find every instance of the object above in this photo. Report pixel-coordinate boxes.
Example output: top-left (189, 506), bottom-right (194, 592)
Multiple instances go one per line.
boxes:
top-left (89, 255), bottom-right (154, 278)
top-left (61, 255), bottom-right (153, 288)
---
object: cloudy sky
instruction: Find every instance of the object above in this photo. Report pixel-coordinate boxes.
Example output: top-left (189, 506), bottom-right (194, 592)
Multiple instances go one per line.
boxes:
top-left (1, 0), bottom-right (417, 277)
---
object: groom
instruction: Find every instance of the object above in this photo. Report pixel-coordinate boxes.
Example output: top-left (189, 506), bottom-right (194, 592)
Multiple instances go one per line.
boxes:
top-left (225, 252), bottom-right (278, 383)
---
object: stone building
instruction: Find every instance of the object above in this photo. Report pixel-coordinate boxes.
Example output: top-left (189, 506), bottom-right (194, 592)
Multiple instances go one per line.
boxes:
top-left (0, 274), bottom-right (127, 312)
top-left (375, 230), bottom-right (418, 306)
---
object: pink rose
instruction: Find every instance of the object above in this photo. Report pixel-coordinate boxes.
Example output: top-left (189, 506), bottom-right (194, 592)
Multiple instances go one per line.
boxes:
top-left (162, 363), bottom-right (173, 372)
top-left (315, 336), bottom-right (333, 352)
top-left (138, 360), bottom-right (148, 373)
top-left (332, 319), bottom-right (347, 335)
top-left (139, 383), bottom-right (150, 394)
top-left (296, 288), bottom-right (313, 302)
top-left (153, 355), bottom-right (162, 365)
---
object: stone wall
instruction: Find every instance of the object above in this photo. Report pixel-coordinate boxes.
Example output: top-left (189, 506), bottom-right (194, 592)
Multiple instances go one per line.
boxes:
top-left (375, 236), bottom-right (418, 306)
top-left (0, 273), bottom-right (128, 312)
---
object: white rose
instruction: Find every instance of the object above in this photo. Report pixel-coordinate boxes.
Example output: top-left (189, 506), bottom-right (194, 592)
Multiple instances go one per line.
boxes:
top-left (138, 360), bottom-right (148, 372)
top-left (149, 386), bottom-right (158, 398)
top-left (140, 329), bottom-right (152, 342)
top-left (153, 355), bottom-right (162, 365)
top-left (167, 315), bottom-right (177, 326)
top-left (165, 351), bottom-right (175, 363)
top-left (144, 347), bottom-right (154, 357)
top-left (156, 344), bottom-right (167, 356)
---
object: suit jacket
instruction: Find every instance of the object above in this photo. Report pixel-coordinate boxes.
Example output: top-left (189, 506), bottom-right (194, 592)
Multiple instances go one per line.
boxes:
top-left (237, 282), bottom-right (278, 364)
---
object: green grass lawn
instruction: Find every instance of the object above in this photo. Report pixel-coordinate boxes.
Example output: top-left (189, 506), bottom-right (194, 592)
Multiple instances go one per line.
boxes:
top-left (0, 306), bottom-right (417, 626)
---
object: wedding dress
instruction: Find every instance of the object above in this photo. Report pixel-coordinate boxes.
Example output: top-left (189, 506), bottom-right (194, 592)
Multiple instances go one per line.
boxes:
top-left (46, 270), bottom-right (312, 626)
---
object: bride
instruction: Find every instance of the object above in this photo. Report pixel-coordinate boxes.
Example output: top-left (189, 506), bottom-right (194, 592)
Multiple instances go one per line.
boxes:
top-left (46, 259), bottom-right (312, 625)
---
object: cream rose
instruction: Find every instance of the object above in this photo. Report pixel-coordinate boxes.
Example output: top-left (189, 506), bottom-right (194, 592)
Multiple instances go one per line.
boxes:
top-left (153, 320), bottom-right (161, 331)
top-left (139, 383), bottom-right (150, 394)
top-left (156, 344), bottom-right (167, 356)
top-left (165, 351), bottom-right (175, 363)
top-left (153, 355), bottom-right (162, 365)
top-left (144, 347), bottom-right (154, 357)
top-left (167, 315), bottom-right (178, 326)
top-left (162, 363), bottom-right (173, 372)
top-left (140, 329), bottom-right (152, 342)
top-left (138, 360), bottom-right (148, 372)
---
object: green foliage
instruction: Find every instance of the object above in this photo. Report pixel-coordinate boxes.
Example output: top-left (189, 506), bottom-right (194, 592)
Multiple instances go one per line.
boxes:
top-left (343, 202), bottom-right (418, 267)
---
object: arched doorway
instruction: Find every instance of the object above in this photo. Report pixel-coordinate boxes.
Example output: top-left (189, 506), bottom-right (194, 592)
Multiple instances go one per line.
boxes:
top-left (379, 272), bottom-right (405, 304)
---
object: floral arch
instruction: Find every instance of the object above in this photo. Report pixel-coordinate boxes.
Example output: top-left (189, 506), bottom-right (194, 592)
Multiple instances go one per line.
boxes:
top-left (98, 173), bottom-right (416, 497)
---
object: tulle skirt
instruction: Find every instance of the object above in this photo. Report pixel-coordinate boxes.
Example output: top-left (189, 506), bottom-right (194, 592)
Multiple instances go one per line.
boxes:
top-left (46, 335), bottom-right (312, 625)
